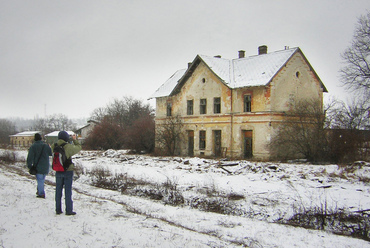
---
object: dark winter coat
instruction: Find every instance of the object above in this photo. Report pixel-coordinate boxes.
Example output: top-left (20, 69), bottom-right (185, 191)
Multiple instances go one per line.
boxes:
top-left (27, 141), bottom-right (52, 175)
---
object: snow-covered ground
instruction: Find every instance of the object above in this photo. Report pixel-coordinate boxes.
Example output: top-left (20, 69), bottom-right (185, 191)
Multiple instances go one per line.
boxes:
top-left (0, 149), bottom-right (369, 247)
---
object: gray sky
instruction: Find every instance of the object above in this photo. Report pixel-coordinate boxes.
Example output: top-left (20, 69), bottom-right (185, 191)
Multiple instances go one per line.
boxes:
top-left (1, 0), bottom-right (369, 119)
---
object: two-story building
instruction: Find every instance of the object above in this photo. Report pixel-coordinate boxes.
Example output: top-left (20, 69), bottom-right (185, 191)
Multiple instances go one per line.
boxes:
top-left (151, 46), bottom-right (327, 160)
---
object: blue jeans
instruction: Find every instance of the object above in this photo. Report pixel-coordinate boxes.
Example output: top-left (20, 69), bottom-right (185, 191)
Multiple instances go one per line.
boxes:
top-left (55, 171), bottom-right (74, 213)
top-left (36, 174), bottom-right (46, 196)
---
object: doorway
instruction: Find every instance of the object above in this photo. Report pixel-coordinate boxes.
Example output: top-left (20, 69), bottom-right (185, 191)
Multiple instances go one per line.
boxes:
top-left (213, 130), bottom-right (222, 157)
top-left (187, 130), bottom-right (194, 156)
top-left (243, 130), bottom-right (253, 158)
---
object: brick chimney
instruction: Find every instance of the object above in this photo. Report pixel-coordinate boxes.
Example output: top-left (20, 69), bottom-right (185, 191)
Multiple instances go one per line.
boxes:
top-left (238, 50), bottom-right (245, 58)
top-left (258, 45), bottom-right (268, 55)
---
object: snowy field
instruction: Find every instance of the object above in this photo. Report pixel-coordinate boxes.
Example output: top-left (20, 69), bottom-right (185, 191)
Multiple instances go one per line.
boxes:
top-left (0, 149), bottom-right (370, 248)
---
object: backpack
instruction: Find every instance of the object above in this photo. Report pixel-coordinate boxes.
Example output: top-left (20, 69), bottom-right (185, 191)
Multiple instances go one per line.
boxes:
top-left (52, 143), bottom-right (72, 172)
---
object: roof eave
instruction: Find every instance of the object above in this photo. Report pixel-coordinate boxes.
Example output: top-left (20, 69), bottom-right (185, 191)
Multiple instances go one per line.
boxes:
top-left (172, 55), bottom-right (231, 95)
top-left (295, 48), bottom-right (328, 93)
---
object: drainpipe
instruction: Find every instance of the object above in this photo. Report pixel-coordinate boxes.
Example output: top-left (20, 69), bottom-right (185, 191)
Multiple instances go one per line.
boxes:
top-left (230, 89), bottom-right (234, 159)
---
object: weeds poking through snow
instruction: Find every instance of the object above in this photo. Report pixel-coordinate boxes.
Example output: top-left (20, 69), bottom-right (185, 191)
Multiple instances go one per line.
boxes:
top-left (0, 150), bottom-right (18, 163)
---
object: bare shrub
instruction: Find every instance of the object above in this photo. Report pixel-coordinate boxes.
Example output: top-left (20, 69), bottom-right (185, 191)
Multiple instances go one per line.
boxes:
top-left (0, 150), bottom-right (17, 163)
top-left (90, 166), bottom-right (125, 190)
top-left (126, 177), bottom-right (185, 206)
top-left (285, 209), bottom-right (370, 241)
top-left (73, 161), bottom-right (84, 179)
top-left (188, 197), bottom-right (245, 216)
top-left (161, 178), bottom-right (184, 206)
top-left (227, 192), bottom-right (245, 201)
top-left (155, 115), bottom-right (184, 156)
top-left (130, 186), bottom-right (164, 200)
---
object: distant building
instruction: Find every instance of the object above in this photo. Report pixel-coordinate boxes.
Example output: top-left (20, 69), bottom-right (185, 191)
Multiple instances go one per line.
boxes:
top-left (9, 131), bottom-right (41, 147)
top-left (45, 131), bottom-right (75, 145)
top-left (150, 46), bottom-right (327, 159)
top-left (74, 120), bottom-right (99, 144)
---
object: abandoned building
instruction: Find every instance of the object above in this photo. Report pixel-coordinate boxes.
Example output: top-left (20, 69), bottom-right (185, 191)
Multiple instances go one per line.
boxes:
top-left (150, 46), bottom-right (328, 160)
top-left (9, 131), bottom-right (41, 147)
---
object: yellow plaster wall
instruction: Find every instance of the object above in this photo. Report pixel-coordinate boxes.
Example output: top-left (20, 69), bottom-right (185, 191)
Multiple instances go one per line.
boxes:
top-left (270, 52), bottom-right (324, 111)
top-left (155, 52), bottom-right (325, 159)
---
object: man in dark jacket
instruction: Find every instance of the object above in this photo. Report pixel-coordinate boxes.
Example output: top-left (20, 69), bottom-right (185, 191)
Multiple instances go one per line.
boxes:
top-left (27, 133), bottom-right (52, 198)
top-left (51, 131), bottom-right (81, 215)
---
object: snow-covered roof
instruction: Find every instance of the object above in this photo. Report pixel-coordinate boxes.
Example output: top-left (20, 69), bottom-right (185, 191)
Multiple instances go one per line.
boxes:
top-left (150, 69), bottom-right (187, 98)
top-left (45, 131), bottom-right (75, 137)
top-left (10, 131), bottom-right (41, 137)
top-left (231, 48), bottom-right (298, 88)
top-left (150, 47), bottom-right (326, 98)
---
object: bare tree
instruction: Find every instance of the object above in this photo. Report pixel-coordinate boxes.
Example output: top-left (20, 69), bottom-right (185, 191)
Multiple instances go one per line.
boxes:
top-left (90, 107), bottom-right (107, 122)
top-left (331, 96), bottom-right (370, 130)
top-left (269, 99), bottom-right (328, 163)
top-left (325, 96), bottom-right (370, 163)
top-left (33, 114), bottom-right (76, 134)
top-left (340, 11), bottom-right (370, 95)
top-left (126, 115), bottom-right (155, 153)
top-left (155, 116), bottom-right (184, 156)
top-left (0, 119), bottom-right (16, 145)
top-left (92, 96), bottom-right (154, 128)
top-left (87, 96), bottom-right (155, 151)
top-left (84, 116), bottom-right (125, 150)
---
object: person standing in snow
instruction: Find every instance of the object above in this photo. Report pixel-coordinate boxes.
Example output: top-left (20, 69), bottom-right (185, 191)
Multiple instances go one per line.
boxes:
top-left (27, 133), bottom-right (52, 198)
top-left (52, 131), bottom-right (81, 216)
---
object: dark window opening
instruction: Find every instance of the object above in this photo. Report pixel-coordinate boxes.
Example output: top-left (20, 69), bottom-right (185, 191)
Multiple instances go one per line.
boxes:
top-left (199, 130), bottom-right (206, 150)
top-left (244, 95), bottom-right (252, 112)
top-left (187, 100), bottom-right (193, 115)
top-left (166, 103), bottom-right (172, 116)
top-left (214, 97), bottom-right (221, 114)
top-left (200, 99), bottom-right (207, 114)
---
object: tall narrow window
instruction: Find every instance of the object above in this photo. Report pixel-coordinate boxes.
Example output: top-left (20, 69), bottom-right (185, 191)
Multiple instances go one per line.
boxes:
top-left (166, 103), bottom-right (172, 116)
top-left (199, 130), bottom-right (206, 150)
top-left (187, 100), bottom-right (193, 115)
top-left (200, 99), bottom-right (207, 114)
top-left (244, 95), bottom-right (252, 112)
top-left (214, 97), bottom-right (221, 114)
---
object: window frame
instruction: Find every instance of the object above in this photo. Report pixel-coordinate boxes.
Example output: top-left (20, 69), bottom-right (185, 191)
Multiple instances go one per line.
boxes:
top-left (200, 98), bottom-right (207, 114)
top-left (199, 130), bottom-right (206, 150)
top-left (166, 103), bottom-right (172, 116)
top-left (213, 97), bottom-right (221, 114)
top-left (187, 100), bottom-right (194, 115)
top-left (244, 95), bottom-right (252, 112)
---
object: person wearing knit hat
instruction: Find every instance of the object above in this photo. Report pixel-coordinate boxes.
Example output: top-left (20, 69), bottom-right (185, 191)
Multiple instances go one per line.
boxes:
top-left (51, 131), bottom-right (82, 216)
top-left (34, 133), bottom-right (42, 141)
top-left (27, 133), bottom-right (52, 198)
top-left (58, 131), bottom-right (70, 142)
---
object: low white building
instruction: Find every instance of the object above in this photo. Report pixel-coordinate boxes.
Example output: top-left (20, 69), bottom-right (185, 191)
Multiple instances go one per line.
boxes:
top-left (45, 131), bottom-right (75, 145)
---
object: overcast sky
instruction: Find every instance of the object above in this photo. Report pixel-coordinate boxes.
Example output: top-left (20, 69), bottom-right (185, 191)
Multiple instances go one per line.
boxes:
top-left (1, 0), bottom-right (369, 120)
